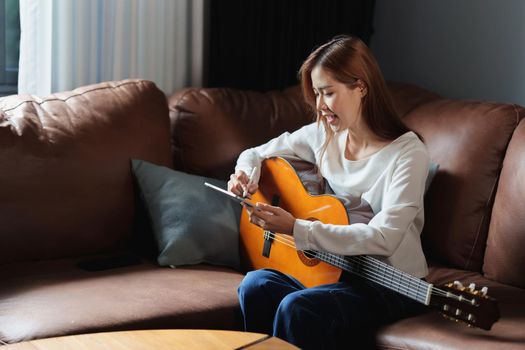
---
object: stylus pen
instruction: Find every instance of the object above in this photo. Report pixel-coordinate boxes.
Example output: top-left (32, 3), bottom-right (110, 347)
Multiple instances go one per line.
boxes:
top-left (243, 167), bottom-right (258, 198)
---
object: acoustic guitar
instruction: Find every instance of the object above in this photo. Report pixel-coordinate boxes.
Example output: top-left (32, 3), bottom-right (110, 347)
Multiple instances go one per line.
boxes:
top-left (239, 157), bottom-right (500, 330)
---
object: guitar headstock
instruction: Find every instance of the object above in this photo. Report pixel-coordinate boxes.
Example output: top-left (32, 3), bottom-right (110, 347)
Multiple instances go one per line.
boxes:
top-left (430, 281), bottom-right (500, 330)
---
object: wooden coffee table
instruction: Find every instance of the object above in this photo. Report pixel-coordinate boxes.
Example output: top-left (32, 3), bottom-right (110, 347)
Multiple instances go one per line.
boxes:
top-left (2, 329), bottom-right (299, 349)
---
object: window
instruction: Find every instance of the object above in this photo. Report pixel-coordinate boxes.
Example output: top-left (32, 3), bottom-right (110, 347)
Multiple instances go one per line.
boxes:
top-left (0, 0), bottom-right (20, 97)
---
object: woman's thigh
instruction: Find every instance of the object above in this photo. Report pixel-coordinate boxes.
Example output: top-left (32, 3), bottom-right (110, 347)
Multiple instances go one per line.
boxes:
top-left (306, 277), bottom-right (424, 326)
top-left (273, 277), bottom-right (425, 349)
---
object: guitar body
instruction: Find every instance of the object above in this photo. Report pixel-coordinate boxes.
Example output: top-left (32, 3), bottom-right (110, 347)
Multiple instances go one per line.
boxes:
top-left (240, 157), bottom-right (348, 288)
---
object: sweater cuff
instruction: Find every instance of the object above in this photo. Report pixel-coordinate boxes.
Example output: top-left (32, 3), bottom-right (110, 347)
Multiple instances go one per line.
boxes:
top-left (293, 219), bottom-right (312, 251)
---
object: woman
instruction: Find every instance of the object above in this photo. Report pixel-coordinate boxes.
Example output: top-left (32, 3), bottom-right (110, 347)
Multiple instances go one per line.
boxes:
top-left (228, 35), bottom-right (430, 349)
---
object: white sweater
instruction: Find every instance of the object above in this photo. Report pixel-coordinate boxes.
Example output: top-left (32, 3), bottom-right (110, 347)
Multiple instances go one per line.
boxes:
top-left (235, 122), bottom-right (430, 278)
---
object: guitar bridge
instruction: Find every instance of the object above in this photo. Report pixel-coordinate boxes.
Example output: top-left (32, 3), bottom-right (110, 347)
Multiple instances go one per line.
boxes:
top-left (261, 194), bottom-right (280, 258)
top-left (262, 230), bottom-right (274, 258)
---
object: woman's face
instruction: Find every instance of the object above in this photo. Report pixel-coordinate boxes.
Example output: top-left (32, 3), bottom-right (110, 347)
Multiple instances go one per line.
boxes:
top-left (311, 65), bottom-right (365, 133)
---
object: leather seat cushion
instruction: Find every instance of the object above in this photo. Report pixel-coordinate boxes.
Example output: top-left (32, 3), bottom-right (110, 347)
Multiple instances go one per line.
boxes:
top-left (0, 259), bottom-right (244, 344)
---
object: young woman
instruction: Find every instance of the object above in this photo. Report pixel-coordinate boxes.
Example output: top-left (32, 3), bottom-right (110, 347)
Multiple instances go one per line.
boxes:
top-left (228, 35), bottom-right (430, 349)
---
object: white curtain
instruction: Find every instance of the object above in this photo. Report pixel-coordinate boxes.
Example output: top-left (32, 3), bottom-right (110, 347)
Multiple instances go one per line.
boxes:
top-left (18, 0), bottom-right (204, 96)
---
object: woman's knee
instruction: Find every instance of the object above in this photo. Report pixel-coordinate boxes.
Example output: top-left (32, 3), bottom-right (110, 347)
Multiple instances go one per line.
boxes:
top-left (276, 290), bottom-right (314, 320)
top-left (238, 269), bottom-right (282, 297)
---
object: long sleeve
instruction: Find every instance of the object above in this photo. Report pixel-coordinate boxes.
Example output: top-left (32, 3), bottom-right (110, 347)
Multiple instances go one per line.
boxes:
top-left (235, 123), bottom-right (322, 182)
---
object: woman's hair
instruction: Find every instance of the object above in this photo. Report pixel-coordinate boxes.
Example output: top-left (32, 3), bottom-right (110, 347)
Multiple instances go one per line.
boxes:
top-left (299, 35), bottom-right (412, 158)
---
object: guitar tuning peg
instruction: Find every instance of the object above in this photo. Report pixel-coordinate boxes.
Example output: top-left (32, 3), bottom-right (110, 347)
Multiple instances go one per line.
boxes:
top-left (468, 283), bottom-right (476, 291)
top-left (453, 280), bottom-right (464, 289)
top-left (480, 286), bottom-right (488, 296)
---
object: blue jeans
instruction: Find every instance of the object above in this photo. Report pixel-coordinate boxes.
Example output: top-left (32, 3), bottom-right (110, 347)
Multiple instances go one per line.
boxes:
top-left (238, 269), bottom-right (425, 350)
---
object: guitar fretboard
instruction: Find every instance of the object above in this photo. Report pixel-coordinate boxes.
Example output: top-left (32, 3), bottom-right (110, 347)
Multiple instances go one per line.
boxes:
top-left (311, 251), bottom-right (433, 305)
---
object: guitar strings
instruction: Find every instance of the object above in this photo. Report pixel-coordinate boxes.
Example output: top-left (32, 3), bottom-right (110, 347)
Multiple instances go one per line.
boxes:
top-left (263, 231), bottom-right (428, 302)
top-left (273, 231), bottom-right (442, 296)
top-left (262, 230), bottom-right (458, 302)
top-left (273, 231), bottom-right (460, 302)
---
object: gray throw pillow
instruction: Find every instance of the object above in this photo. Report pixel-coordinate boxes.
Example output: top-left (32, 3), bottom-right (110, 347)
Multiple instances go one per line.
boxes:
top-left (132, 159), bottom-right (241, 270)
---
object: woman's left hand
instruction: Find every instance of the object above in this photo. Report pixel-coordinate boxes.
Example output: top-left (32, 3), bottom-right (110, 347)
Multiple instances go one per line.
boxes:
top-left (244, 202), bottom-right (296, 235)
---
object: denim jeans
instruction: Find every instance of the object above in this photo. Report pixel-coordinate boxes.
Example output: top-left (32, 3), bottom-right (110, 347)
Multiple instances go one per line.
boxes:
top-left (238, 269), bottom-right (426, 350)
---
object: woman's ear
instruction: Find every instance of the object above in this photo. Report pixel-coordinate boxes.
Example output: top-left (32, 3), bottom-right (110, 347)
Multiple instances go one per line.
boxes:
top-left (357, 79), bottom-right (368, 97)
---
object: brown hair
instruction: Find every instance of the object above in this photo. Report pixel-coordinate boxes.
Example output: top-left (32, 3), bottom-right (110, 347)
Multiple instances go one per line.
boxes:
top-left (299, 35), bottom-right (412, 159)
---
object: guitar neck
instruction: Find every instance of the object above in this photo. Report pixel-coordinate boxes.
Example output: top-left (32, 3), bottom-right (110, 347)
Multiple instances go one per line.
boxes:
top-left (313, 251), bottom-right (433, 305)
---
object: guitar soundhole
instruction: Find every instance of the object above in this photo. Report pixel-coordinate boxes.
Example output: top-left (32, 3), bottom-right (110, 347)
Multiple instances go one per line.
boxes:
top-left (297, 250), bottom-right (321, 267)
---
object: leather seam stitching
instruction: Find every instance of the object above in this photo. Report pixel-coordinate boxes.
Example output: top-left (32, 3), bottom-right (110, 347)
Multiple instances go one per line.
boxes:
top-left (1, 80), bottom-right (147, 113)
top-left (170, 88), bottom-right (196, 171)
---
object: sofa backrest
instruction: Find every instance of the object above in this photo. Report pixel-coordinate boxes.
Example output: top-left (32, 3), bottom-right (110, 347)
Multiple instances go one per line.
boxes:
top-left (390, 84), bottom-right (522, 272)
top-left (484, 117), bottom-right (525, 288)
top-left (168, 83), bottom-right (525, 277)
top-left (0, 80), bottom-right (172, 264)
top-left (168, 86), bottom-right (313, 180)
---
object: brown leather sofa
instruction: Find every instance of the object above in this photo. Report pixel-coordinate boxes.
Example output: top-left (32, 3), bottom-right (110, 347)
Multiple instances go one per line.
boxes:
top-left (0, 80), bottom-right (244, 344)
top-left (1, 79), bottom-right (524, 349)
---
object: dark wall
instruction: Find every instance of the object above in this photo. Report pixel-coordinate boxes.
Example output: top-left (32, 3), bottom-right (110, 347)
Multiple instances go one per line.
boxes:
top-left (205, 0), bottom-right (376, 92)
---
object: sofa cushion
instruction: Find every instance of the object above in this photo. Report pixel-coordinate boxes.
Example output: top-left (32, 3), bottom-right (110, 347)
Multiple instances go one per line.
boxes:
top-left (0, 80), bottom-right (172, 264)
top-left (484, 116), bottom-right (525, 288)
top-left (396, 92), bottom-right (519, 271)
top-left (132, 159), bottom-right (241, 270)
top-left (376, 264), bottom-right (525, 350)
top-left (0, 258), bottom-right (244, 343)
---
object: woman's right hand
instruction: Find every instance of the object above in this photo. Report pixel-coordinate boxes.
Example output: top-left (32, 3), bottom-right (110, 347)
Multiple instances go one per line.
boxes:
top-left (228, 170), bottom-right (258, 198)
